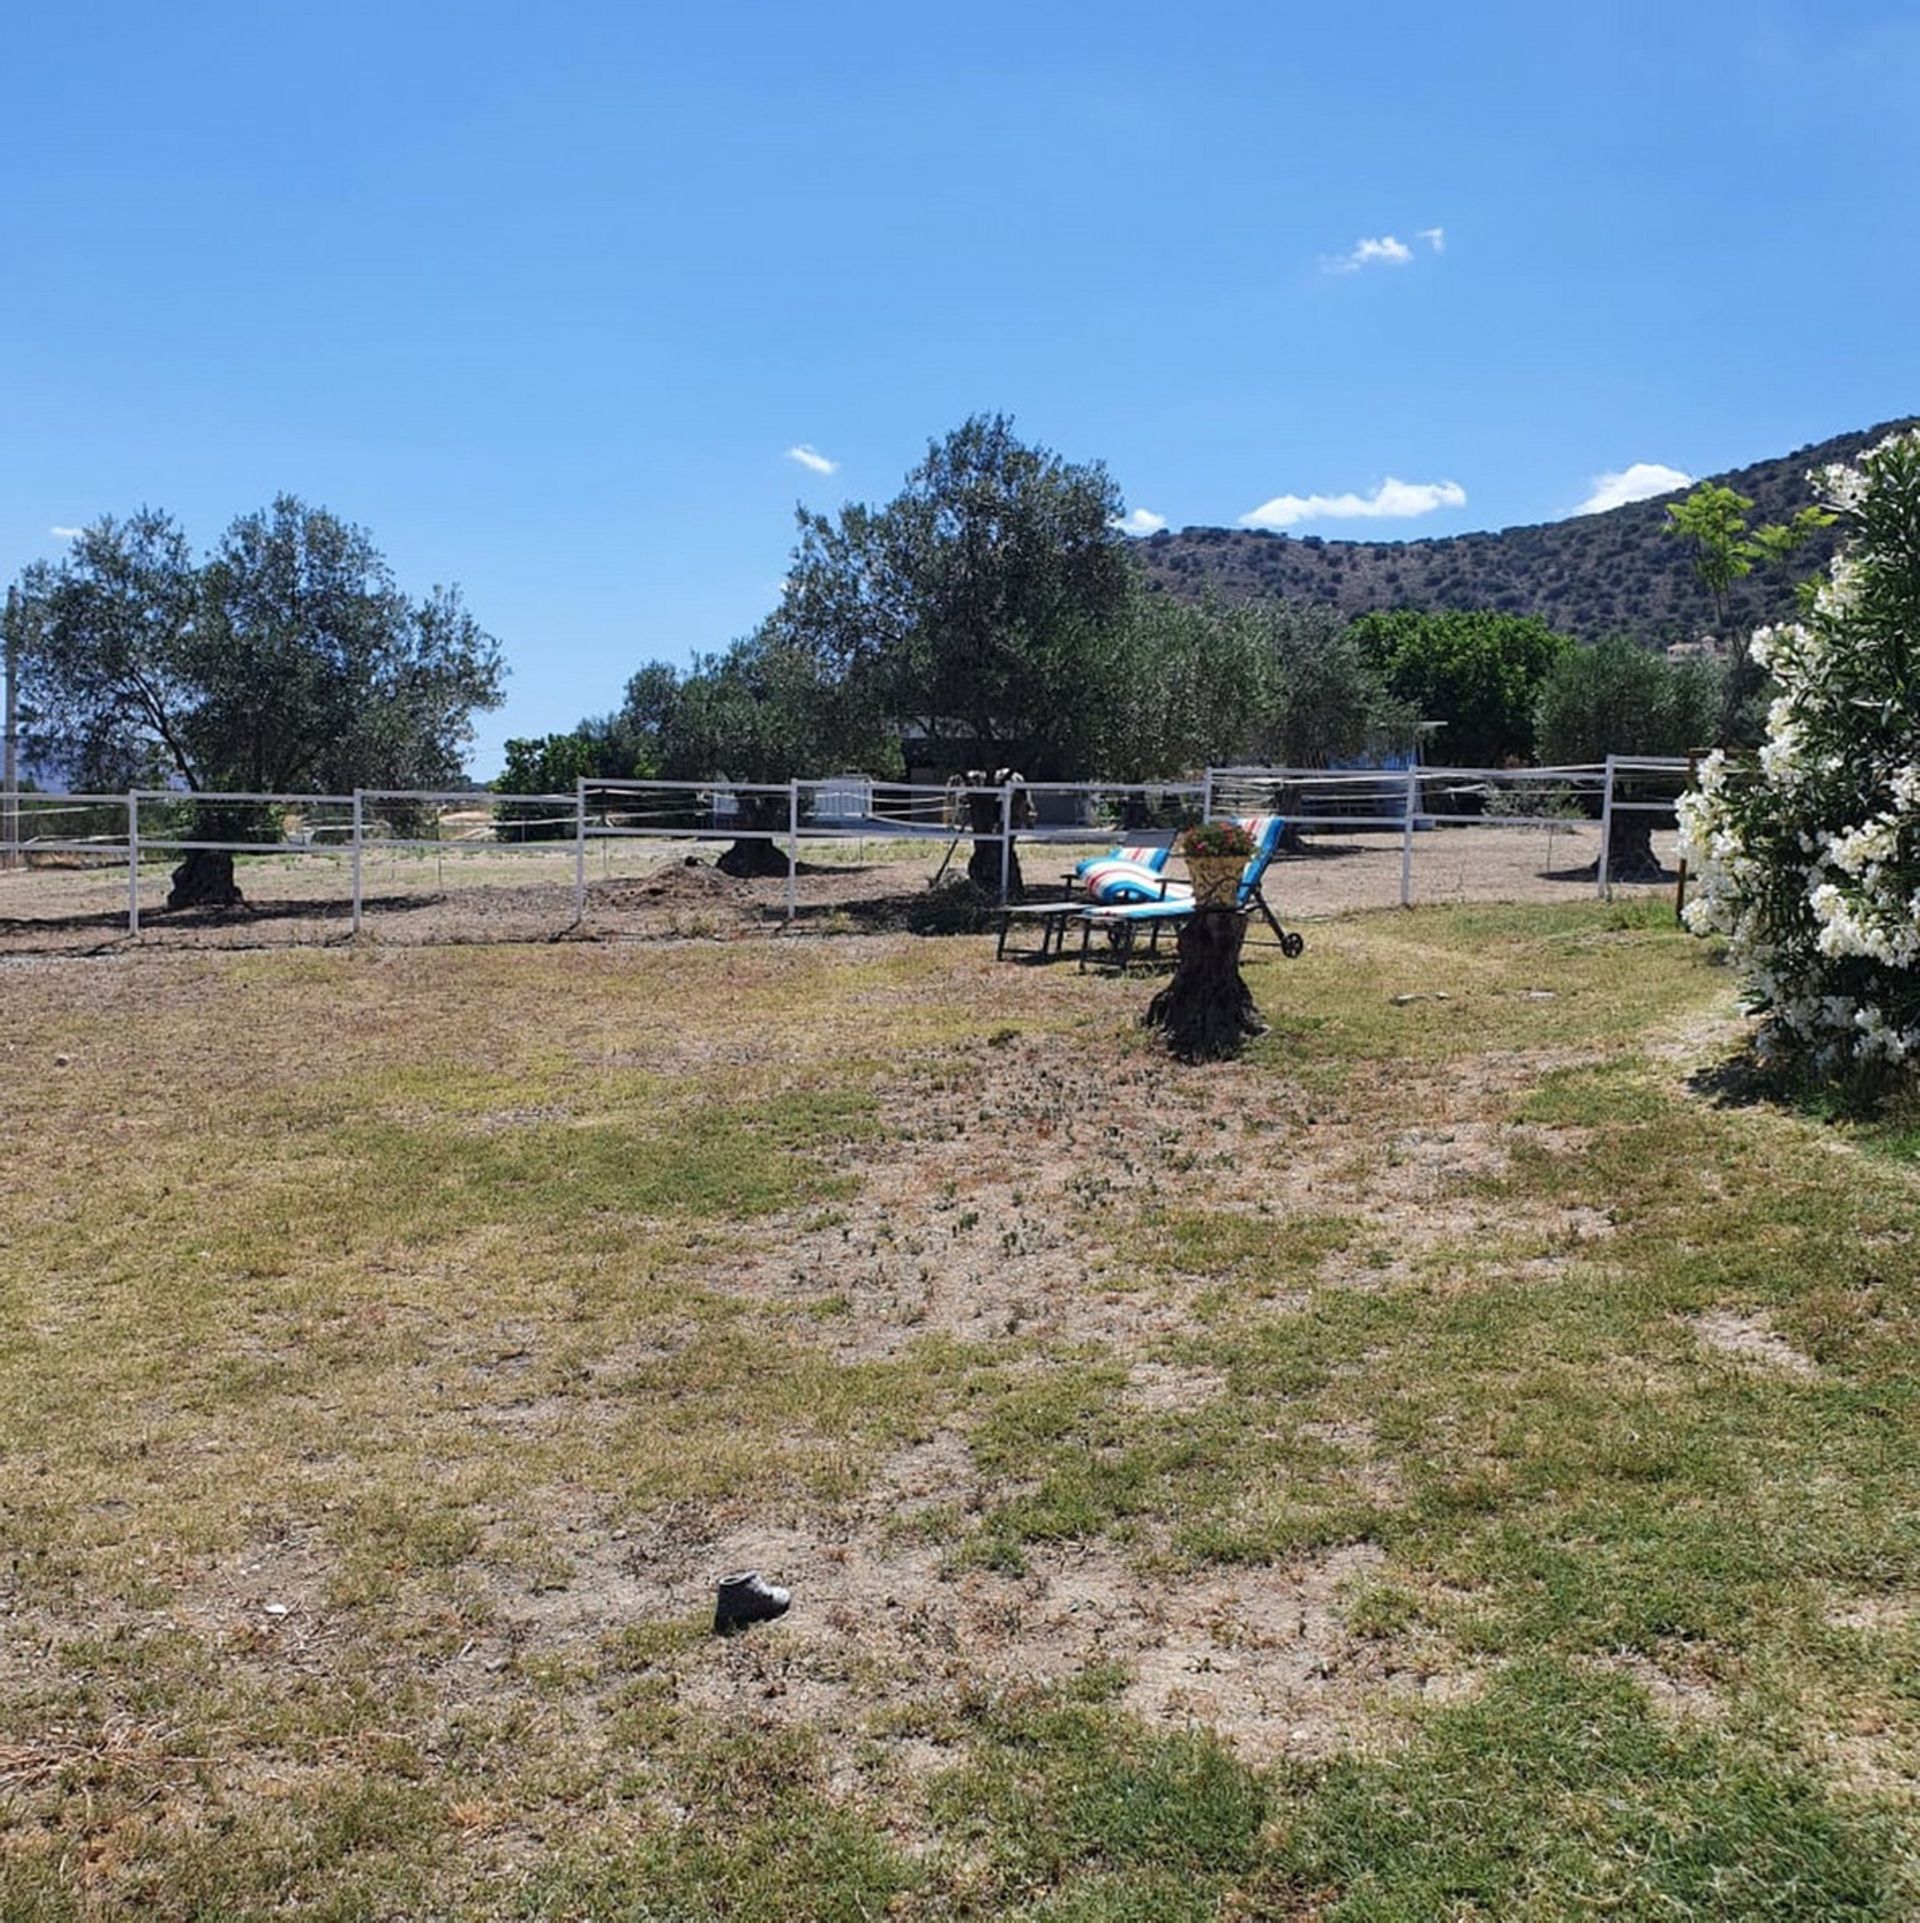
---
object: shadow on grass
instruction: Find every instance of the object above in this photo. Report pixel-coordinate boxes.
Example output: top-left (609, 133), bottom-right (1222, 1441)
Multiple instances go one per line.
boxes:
top-left (1541, 861), bottom-right (1680, 885)
top-left (1686, 1050), bottom-right (1779, 1109)
top-left (1686, 1043), bottom-right (1920, 1159)
top-left (0, 890), bottom-right (524, 958)
top-left (798, 881), bottom-right (1001, 938)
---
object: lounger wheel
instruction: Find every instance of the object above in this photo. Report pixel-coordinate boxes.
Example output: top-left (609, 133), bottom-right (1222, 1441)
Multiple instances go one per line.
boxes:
top-left (1280, 931), bottom-right (1305, 959)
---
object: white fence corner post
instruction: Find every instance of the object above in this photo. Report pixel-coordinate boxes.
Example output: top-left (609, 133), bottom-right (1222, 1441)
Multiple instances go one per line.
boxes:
top-left (1597, 755), bottom-right (1617, 901)
top-left (786, 781), bottom-right (800, 923)
top-left (572, 778), bottom-right (588, 924)
top-left (998, 783), bottom-right (1013, 904)
top-left (1201, 767), bottom-right (1216, 823)
top-left (350, 791), bottom-right (364, 937)
top-left (1399, 761), bottom-right (1418, 908)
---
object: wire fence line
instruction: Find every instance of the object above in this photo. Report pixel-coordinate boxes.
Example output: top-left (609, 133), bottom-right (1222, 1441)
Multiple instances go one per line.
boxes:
top-left (0, 758), bottom-right (1693, 953)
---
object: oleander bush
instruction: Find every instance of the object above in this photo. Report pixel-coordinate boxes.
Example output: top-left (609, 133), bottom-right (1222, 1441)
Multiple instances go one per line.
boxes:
top-left (1679, 428), bottom-right (1920, 1084)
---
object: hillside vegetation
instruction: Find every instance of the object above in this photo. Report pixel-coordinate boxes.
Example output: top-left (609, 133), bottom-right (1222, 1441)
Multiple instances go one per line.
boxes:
top-left (1135, 419), bottom-right (1918, 642)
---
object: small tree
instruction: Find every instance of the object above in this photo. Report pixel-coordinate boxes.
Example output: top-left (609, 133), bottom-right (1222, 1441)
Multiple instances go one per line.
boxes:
top-left (774, 414), bottom-right (1134, 778)
top-left (1678, 429), bottom-right (1920, 1086)
top-left (1664, 483), bottom-right (1831, 745)
top-left (1535, 638), bottom-right (1721, 767)
top-left (1095, 592), bottom-right (1273, 788)
top-left (653, 631), bottom-right (887, 876)
top-left (496, 732), bottom-right (596, 840)
top-left (1246, 602), bottom-right (1416, 768)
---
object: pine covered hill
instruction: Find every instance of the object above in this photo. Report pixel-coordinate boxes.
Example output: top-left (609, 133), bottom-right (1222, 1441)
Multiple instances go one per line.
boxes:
top-left (1133, 419), bottom-right (1917, 644)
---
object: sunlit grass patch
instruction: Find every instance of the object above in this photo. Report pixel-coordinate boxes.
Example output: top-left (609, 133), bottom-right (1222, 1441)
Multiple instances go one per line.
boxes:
top-left (1274, 1660), bottom-right (1899, 1920)
top-left (932, 1685), bottom-right (1269, 1908)
top-left (1147, 1206), bottom-right (1359, 1291)
top-left (329, 1083), bottom-right (875, 1234)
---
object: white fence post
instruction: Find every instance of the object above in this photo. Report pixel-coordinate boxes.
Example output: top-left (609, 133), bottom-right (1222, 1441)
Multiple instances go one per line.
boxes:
top-left (1201, 767), bottom-right (1215, 823)
top-left (572, 779), bottom-right (588, 924)
top-left (1399, 762), bottom-right (1418, 908)
top-left (1597, 754), bottom-right (1617, 901)
top-left (787, 781), bottom-right (799, 923)
top-left (127, 792), bottom-right (140, 937)
top-left (998, 783), bottom-right (1013, 903)
top-left (350, 791), bottom-right (364, 936)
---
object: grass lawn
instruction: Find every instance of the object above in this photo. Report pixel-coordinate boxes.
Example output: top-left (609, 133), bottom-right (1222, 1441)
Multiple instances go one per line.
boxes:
top-left (1, 902), bottom-right (1915, 1919)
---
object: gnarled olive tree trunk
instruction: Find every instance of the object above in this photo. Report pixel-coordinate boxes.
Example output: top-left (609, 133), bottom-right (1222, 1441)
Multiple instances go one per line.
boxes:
top-left (166, 806), bottom-right (251, 910)
top-left (167, 848), bottom-right (243, 909)
top-left (961, 769), bottom-right (1029, 898)
top-left (715, 795), bottom-right (793, 878)
top-left (1144, 909), bottom-right (1266, 1062)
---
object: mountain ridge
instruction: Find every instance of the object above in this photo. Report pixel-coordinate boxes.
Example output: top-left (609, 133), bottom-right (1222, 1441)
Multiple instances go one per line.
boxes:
top-left (1131, 418), bottom-right (1918, 643)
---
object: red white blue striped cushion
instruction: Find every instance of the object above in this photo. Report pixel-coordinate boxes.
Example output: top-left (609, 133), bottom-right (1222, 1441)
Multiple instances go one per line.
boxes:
top-left (1079, 858), bottom-right (1188, 905)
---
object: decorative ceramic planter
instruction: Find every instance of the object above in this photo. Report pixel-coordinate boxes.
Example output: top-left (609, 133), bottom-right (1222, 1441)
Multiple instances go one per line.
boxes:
top-left (1184, 853), bottom-right (1244, 906)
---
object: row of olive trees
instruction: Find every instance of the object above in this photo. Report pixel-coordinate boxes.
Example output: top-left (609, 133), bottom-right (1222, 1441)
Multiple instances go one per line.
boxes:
top-left (5, 499), bottom-right (504, 905)
top-left (500, 419), bottom-right (1735, 839)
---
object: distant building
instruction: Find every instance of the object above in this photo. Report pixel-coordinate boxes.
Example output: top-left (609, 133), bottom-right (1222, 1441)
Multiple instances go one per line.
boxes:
top-left (1665, 635), bottom-right (1730, 661)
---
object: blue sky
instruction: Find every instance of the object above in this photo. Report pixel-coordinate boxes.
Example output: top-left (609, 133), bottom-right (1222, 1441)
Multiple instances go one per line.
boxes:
top-left (5, 1), bottom-right (1916, 776)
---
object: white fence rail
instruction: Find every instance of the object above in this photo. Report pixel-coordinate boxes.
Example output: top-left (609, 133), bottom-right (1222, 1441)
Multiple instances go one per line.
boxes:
top-left (0, 759), bottom-right (1692, 944)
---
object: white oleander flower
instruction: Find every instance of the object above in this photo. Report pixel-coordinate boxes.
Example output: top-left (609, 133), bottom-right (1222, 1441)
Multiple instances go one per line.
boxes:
top-left (1815, 463), bottom-right (1869, 514)
top-left (1826, 819), bottom-right (1897, 877)
top-left (1815, 554), bottom-right (1867, 622)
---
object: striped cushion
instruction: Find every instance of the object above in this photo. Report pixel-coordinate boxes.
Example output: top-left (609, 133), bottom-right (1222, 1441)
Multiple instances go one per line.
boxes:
top-left (1076, 842), bottom-right (1172, 880)
top-left (1079, 858), bottom-right (1187, 905)
top-left (1080, 821), bottom-right (1281, 908)
top-left (1234, 815), bottom-right (1285, 858)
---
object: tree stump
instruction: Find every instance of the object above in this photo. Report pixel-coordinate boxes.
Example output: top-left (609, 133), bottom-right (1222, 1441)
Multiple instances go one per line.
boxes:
top-left (1143, 908), bottom-right (1266, 1062)
top-left (1573, 810), bottom-right (1668, 884)
top-left (716, 837), bottom-right (792, 878)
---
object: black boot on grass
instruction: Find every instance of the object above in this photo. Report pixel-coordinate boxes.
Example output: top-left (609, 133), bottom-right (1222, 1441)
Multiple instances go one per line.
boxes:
top-left (713, 1570), bottom-right (791, 1635)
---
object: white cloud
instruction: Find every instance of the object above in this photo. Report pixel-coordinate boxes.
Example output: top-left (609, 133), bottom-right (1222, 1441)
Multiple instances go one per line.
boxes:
top-left (1327, 234), bottom-right (1414, 273)
top-left (1574, 461), bottom-right (1694, 515)
top-left (786, 444), bottom-right (838, 475)
top-left (1418, 225), bottom-right (1446, 253)
top-left (1239, 477), bottom-right (1467, 531)
top-left (1112, 508), bottom-right (1167, 537)
top-left (49, 525), bottom-right (82, 539)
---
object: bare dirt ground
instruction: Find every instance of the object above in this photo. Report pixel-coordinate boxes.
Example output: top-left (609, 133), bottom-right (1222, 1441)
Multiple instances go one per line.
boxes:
top-left (0, 821), bottom-right (1680, 955)
top-left (341, 1005), bottom-right (1635, 1796)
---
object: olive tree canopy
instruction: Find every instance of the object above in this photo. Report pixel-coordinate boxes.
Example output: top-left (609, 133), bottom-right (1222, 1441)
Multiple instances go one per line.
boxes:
top-left (772, 413), bottom-right (1135, 778)
top-left (15, 496), bottom-right (504, 903)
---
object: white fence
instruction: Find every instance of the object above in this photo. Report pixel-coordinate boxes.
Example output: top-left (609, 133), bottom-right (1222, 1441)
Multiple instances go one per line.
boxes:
top-left (1208, 756), bottom-right (1693, 907)
top-left (0, 758), bottom-right (1691, 948)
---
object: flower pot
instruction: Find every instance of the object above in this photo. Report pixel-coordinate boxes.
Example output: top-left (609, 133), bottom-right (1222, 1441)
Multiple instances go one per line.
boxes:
top-left (1184, 853), bottom-right (1244, 907)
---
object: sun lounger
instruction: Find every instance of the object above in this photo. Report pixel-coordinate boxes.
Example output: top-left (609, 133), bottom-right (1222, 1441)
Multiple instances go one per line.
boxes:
top-left (1078, 816), bottom-right (1305, 967)
top-left (993, 838), bottom-right (1172, 960)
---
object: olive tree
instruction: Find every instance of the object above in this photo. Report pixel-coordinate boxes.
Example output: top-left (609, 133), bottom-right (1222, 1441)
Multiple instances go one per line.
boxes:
top-left (16, 497), bottom-right (503, 906)
top-left (773, 413), bottom-right (1134, 779)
